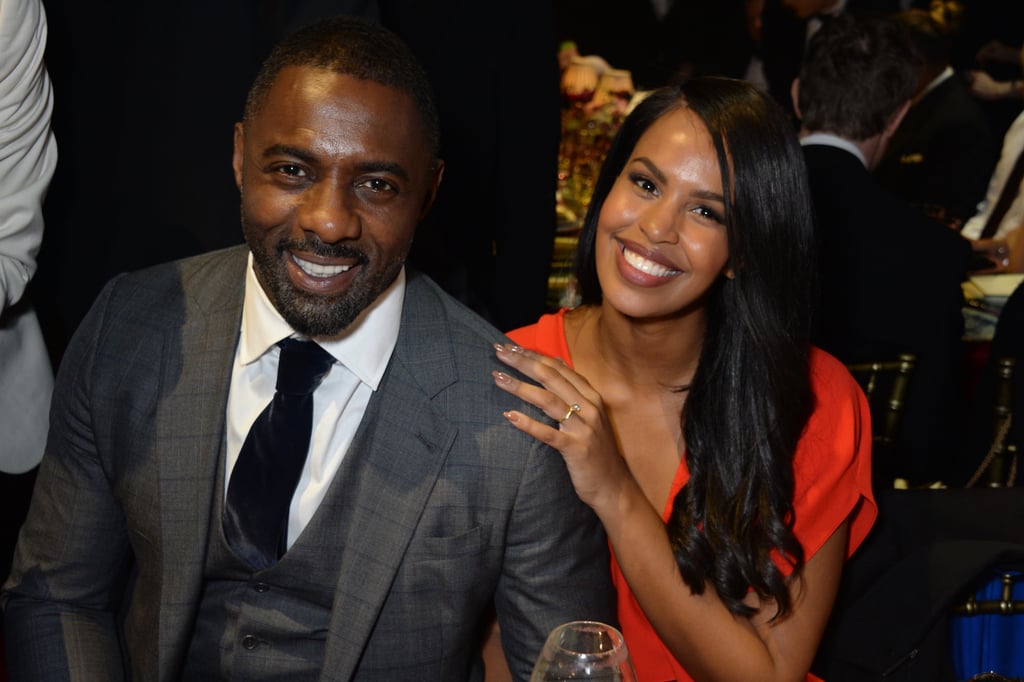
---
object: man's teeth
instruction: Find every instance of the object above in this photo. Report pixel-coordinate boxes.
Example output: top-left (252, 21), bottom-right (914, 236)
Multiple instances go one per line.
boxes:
top-left (293, 255), bottom-right (351, 278)
top-left (622, 247), bottom-right (678, 277)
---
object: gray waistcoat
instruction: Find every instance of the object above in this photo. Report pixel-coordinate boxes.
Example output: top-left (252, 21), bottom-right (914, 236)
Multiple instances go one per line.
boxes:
top-left (182, 458), bottom-right (349, 681)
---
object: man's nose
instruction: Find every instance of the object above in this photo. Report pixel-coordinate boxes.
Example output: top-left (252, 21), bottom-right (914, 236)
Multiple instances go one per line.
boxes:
top-left (298, 181), bottom-right (360, 243)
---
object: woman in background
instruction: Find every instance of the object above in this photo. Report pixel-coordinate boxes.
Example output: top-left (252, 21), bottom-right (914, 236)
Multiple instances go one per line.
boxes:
top-left (492, 78), bottom-right (876, 680)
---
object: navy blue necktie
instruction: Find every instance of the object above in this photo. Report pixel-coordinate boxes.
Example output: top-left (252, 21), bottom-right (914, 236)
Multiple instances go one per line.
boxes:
top-left (223, 338), bottom-right (335, 570)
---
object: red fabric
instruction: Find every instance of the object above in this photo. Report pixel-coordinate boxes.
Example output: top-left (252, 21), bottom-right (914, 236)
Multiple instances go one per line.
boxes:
top-left (509, 309), bottom-right (877, 681)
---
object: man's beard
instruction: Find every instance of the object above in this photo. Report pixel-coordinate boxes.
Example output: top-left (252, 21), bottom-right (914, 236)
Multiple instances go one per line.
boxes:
top-left (247, 230), bottom-right (404, 337)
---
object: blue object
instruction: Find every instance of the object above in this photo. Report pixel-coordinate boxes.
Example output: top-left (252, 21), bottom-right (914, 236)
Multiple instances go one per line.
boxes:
top-left (950, 570), bottom-right (1024, 680)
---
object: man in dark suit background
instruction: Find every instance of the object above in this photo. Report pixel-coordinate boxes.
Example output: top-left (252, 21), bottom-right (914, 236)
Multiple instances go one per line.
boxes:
top-left (792, 13), bottom-right (972, 485)
top-left (873, 8), bottom-right (998, 228)
top-left (2, 18), bottom-right (613, 680)
top-left (757, 0), bottom-right (907, 121)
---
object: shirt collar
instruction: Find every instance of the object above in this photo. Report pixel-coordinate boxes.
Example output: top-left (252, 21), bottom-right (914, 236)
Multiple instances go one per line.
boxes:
top-left (800, 132), bottom-right (868, 168)
top-left (239, 252), bottom-right (405, 390)
top-left (918, 65), bottom-right (955, 101)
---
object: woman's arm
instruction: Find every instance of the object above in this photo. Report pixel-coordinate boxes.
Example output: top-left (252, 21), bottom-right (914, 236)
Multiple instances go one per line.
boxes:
top-left (493, 343), bottom-right (846, 681)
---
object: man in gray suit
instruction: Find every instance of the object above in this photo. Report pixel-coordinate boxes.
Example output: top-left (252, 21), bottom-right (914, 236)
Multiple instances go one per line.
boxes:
top-left (1, 16), bottom-right (614, 680)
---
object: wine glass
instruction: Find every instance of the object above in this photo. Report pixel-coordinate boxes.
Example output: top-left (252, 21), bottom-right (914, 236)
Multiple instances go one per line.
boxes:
top-left (530, 620), bottom-right (637, 681)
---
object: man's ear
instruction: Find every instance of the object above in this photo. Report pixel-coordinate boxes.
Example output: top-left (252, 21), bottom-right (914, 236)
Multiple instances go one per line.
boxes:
top-left (232, 122), bottom-right (245, 190)
top-left (790, 78), bottom-right (802, 121)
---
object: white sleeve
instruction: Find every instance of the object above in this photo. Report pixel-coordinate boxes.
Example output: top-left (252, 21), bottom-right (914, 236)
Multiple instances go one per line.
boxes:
top-left (0, 0), bottom-right (58, 311)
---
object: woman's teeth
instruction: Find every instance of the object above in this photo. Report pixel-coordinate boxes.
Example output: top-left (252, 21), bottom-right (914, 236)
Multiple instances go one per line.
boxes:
top-left (622, 247), bottom-right (678, 277)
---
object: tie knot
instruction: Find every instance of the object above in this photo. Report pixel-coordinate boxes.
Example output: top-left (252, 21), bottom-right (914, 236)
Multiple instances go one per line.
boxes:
top-left (275, 339), bottom-right (335, 395)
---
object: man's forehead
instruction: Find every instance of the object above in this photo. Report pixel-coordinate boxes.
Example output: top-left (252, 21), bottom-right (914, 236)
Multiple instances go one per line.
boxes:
top-left (258, 67), bottom-right (416, 121)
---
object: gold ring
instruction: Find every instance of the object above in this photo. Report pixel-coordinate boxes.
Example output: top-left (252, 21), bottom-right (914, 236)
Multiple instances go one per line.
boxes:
top-left (561, 403), bottom-right (581, 423)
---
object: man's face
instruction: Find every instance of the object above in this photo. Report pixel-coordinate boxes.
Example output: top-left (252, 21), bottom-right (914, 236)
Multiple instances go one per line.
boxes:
top-left (233, 66), bottom-right (443, 337)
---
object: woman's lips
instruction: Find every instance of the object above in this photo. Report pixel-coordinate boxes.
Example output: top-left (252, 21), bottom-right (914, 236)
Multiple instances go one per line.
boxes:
top-left (622, 246), bottom-right (680, 277)
top-left (618, 239), bottom-right (682, 278)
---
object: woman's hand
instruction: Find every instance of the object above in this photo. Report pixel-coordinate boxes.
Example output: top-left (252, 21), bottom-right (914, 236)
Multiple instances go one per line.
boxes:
top-left (968, 70), bottom-right (1021, 100)
top-left (492, 343), bottom-right (631, 513)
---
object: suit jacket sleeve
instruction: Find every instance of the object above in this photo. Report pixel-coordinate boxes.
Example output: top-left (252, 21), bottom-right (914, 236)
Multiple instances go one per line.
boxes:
top-left (495, 435), bottom-right (615, 678)
top-left (2, 277), bottom-right (132, 680)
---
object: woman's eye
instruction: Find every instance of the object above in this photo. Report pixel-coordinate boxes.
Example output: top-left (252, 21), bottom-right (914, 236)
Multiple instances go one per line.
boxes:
top-left (628, 173), bottom-right (657, 194)
top-left (694, 205), bottom-right (724, 224)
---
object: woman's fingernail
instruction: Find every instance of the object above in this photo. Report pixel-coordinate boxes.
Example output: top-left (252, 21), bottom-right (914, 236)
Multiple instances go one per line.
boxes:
top-left (494, 343), bottom-right (507, 353)
top-left (493, 371), bottom-right (511, 384)
top-left (509, 344), bottom-right (524, 353)
top-left (503, 410), bottom-right (519, 423)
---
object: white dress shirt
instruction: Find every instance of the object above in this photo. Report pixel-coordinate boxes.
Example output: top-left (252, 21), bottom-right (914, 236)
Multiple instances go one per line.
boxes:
top-left (961, 110), bottom-right (1024, 241)
top-left (226, 255), bottom-right (404, 548)
top-left (801, 132), bottom-right (868, 168)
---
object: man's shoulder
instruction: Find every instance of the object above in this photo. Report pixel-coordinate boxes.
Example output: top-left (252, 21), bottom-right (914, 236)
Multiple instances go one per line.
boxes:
top-left (111, 245), bottom-right (248, 306)
top-left (403, 270), bottom-right (509, 346)
top-left (397, 270), bottom-right (540, 416)
top-left (83, 245), bottom-right (247, 344)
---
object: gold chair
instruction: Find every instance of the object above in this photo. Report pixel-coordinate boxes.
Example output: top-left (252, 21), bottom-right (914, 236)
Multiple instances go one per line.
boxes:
top-left (966, 357), bottom-right (1018, 488)
top-left (845, 354), bottom-right (916, 489)
top-left (953, 570), bottom-right (1024, 617)
top-left (952, 357), bottom-right (1023, 680)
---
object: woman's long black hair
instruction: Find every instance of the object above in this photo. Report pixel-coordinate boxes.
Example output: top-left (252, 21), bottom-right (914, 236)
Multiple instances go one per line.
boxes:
top-left (573, 78), bottom-right (817, 618)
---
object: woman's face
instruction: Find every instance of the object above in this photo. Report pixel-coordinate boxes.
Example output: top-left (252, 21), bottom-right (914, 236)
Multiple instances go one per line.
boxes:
top-left (594, 105), bottom-right (732, 321)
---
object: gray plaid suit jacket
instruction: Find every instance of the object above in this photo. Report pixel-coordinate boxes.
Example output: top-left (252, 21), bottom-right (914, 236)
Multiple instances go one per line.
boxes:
top-left (1, 245), bottom-right (614, 681)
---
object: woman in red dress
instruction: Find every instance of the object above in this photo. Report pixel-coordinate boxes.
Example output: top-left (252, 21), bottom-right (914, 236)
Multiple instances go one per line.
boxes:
top-left (493, 78), bottom-right (876, 681)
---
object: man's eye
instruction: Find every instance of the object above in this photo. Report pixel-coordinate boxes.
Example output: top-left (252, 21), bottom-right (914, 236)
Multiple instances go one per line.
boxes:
top-left (359, 177), bottom-right (397, 193)
top-left (275, 164), bottom-right (306, 178)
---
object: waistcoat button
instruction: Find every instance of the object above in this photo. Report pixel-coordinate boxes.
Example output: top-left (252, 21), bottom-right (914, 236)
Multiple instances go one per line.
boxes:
top-left (241, 635), bottom-right (259, 650)
top-left (253, 582), bottom-right (270, 593)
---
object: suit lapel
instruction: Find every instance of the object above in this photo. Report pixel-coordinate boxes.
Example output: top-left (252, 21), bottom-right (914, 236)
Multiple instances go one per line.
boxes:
top-left (320, 273), bottom-right (459, 680)
top-left (153, 247), bottom-right (248, 675)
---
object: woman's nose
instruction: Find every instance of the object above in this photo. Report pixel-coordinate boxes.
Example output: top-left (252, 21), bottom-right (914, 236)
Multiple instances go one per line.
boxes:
top-left (639, 200), bottom-right (678, 244)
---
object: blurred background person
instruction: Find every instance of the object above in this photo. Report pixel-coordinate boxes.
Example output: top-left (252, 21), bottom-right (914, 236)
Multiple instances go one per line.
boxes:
top-left (873, 5), bottom-right (998, 229)
top-left (793, 13), bottom-right (972, 485)
top-left (958, 1), bottom-right (1024, 139)
top-left (554, 0), bottom-right (754, 90)
top-left (757, 0), bottom-right (906, 122)
top-left (0, 0), bottom-right (57, 580)
top-left (958, 106), bottom-right (1024, 273)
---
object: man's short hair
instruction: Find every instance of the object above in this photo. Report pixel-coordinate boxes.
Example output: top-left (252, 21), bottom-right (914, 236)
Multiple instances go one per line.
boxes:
top-left (796, 14), bottom-right (921, 141)
top-left (243, 15), bottom-right (440, 159)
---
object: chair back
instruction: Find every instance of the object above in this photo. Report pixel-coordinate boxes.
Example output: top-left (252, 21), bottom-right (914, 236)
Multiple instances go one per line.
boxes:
top-left (967, 357), bottom-right (1018, 488)
top-left (845, 354), bottom-right (916, 489)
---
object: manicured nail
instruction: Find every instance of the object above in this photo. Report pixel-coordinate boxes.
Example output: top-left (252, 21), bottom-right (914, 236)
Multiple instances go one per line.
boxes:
top-left (509, 344), bottom-right (524, 353)
top-left (503, 410), bottom-right (519, 422)
top-left (493, 371), bottom-right (511, 384)
top-left (494, 343), bottom-right (507, 353)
